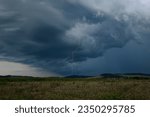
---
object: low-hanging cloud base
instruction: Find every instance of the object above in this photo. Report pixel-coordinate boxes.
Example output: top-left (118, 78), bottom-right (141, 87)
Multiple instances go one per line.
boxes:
top-left (0, 0), bottom-right (150, 76)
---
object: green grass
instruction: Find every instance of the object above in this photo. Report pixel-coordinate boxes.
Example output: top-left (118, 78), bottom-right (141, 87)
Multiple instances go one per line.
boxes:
top-left (0, 77), bottom-right (150, 100)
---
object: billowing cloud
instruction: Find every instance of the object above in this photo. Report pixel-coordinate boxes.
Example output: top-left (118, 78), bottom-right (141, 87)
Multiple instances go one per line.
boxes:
top-left (0, 0), bottom-right (150, 75)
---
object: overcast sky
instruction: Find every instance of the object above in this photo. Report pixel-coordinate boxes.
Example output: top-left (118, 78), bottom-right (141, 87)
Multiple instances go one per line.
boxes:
top-left (0, 0), bottom-right (150, 76)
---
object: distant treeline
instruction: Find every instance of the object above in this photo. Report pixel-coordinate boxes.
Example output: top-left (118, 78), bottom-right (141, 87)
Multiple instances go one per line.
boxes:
top-left (100, 73), bottom-right (150, 79)
top-left (0, 73), bottom-right (150, 79)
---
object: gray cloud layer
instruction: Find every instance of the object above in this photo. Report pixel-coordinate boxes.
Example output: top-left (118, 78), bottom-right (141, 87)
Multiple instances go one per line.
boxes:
top-left (0, 0), bottom-right (150, 75)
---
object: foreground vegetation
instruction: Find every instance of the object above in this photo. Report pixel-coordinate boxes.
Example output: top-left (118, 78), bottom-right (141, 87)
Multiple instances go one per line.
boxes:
top-left (0, 76), bottom-right (150, 100)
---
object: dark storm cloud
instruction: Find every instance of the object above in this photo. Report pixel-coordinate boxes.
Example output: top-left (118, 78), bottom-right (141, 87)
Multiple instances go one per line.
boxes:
top-left (0, 0), bottom-right (150, 75)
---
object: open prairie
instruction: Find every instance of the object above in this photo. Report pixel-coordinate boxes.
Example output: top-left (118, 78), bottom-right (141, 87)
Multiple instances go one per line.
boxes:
top-left (0, 77), bottom-right (150, 100)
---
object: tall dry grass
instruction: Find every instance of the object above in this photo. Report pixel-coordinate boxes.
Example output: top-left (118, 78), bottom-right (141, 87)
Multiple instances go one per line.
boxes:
top-left (0, 78), bottom-right (150, 99)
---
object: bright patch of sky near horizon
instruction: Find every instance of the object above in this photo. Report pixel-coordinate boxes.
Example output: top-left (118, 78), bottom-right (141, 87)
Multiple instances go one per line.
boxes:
top-left (0, 61), bottom-right (58, 77)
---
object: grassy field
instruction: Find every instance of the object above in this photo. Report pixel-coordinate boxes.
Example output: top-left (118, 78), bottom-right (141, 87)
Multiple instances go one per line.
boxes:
top-left (0, 77), bottom-right (150, 100)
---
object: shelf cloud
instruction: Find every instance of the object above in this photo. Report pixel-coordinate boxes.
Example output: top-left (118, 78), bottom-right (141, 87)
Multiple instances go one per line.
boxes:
top-left (0, 0), bottom-right (150, 75)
